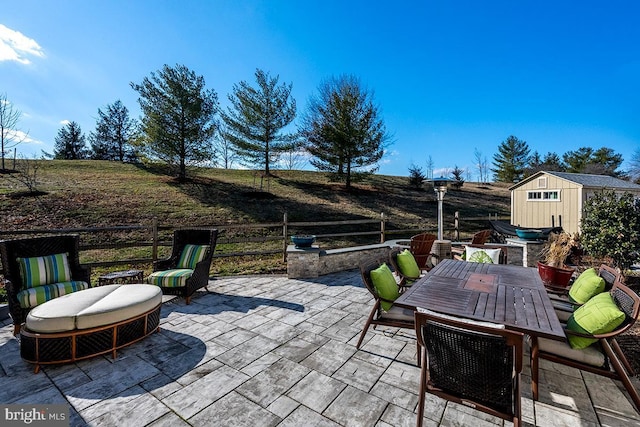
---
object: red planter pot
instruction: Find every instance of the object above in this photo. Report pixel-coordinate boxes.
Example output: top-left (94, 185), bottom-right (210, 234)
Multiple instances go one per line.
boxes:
top-left (537, 262), bottom-right (575, 288)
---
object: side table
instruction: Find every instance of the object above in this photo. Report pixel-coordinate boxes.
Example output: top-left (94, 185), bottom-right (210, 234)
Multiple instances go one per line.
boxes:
top-left (97, 269), bottom-right (145, 286)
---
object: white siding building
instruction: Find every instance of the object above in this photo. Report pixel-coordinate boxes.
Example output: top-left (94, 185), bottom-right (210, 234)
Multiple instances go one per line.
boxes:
top-left (509, 171), bottom-right (640, 234)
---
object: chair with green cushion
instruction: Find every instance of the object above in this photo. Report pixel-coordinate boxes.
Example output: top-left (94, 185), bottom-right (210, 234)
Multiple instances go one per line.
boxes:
top-left (388, 247), bottom-right (424, 289)
top-left (530, 280), bottom-right (640, 413)
top-left (0, 235), bottom-right (91, 335)
top-left (551, 264), bottom-right (621, 322)
top-left (146, 229), bottom-right (218, 304)
top-left (356, 258), bottom-right (418, 355)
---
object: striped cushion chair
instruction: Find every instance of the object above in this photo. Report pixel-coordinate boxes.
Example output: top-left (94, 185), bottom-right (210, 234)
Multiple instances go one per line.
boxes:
top-left (146, 229), bottom-right (218, 304)
top-left (0, 235), bottom-right (91, 335)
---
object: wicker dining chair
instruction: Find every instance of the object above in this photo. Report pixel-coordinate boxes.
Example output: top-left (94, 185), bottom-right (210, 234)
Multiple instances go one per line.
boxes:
top-left (409, 233), bottom-right (438, 271)
top-left (146, 229), bottom-right (218, 304)
top-left (415, 310), bottom-right (524, 427)
top-left (356, 258), bottom-right (418, 355)
top-left (530, 280), bottom-right (640, 414)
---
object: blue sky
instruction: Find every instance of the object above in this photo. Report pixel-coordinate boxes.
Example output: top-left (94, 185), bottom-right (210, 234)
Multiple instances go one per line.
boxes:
top-left (2, 1), bottom-right (639, 179)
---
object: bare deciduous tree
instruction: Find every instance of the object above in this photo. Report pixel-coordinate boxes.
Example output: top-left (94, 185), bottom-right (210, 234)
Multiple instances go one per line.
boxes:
top-left (211, 122), bottom-right (239, 169)
top-left (425, 155), bottom-right (434, 180)
top-left (0, 93), bottom-right (28, 171)
top-left (474, 148), bottom-right (489, 183)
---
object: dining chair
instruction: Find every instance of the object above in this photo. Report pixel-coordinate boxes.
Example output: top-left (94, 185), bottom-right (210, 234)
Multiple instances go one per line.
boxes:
top-left (551, 264), bottom-right (621, 321)
top-left (454, 244), bottom-right (507, 264)
top-left (415, 310), bottom-right (523, 427)
top-left (409, 233), bottom-right (438, 271)
top-left (530, 280), bottom-right (640, 413)
top-left (451, 229), bottom-right (493, 258)
top-left (388, 247), bottom-right (425, 289)
top-left (356, 258), bottom-right (418, 354)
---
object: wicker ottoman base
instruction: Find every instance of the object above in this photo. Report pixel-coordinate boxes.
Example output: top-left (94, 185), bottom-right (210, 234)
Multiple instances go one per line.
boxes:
top-left (20, 304), bottom-right (161, 373)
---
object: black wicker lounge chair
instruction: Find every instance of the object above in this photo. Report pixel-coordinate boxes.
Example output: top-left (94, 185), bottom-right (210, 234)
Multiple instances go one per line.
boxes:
top-left (0, 235), bottom-right (91, 335)
top-left (146, 229), bottom-right (218, 304)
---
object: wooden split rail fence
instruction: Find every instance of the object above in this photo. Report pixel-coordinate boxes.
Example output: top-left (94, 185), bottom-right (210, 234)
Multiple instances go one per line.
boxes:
top-left (0, 213), bottom-right (508, 271)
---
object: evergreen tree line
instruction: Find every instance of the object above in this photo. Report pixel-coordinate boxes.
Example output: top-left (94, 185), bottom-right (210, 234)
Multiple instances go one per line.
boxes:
top-left (491, 135), bottom-right (628, 183)
top-left (410, 135), bottom-right (632, 188)
top-left (45, 65), bottom-right (388, 187)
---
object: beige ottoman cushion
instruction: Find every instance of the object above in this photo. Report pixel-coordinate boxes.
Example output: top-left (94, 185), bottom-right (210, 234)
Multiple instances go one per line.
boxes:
top-left (26, 285), bottom-right (122, 333)
top-left (76, 285), bottom-right (161, 329)
top-left (25, 284), bottom-right (162, 333)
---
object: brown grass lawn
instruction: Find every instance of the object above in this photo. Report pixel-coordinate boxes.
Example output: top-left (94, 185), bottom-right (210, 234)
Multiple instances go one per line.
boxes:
top-left (0, 160), bottom-right (511, 274)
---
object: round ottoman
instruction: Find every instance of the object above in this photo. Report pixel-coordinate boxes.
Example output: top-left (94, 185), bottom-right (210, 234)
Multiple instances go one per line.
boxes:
top-left (20, 284), bottom-right (162, 373)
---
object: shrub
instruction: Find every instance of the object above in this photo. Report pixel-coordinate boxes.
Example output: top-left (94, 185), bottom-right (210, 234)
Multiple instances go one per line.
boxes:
top-left (581, 190), bottom-right (640, 272)
top-left (408, 164), bottom-right (426, 190)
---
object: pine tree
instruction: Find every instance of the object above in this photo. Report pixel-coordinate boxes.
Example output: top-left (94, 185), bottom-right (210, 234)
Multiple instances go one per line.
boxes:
top-left (53, 121), bottom-right (89, 160)
top-left (300, 75), bottom-right (388, 189)
top-left (221, 69), bottom-right (297, 175)
top-left (491, 135), bottom-right (530, 183)
top-left (131, 64), bottom-right (218, 180)
top-left (89, 100), bottom-right (139, 162)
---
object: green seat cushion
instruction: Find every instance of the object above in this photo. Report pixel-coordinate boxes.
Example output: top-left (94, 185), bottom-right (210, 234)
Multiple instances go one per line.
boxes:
top-left (397, 249), bottom-right (421, 279)
top-left (566, 292), bottom-right (626, 349)
top-left (569, 268), bottom-right (605, 304)
top-left (177, 244), bottom-right (210, 269)
top-left (146, 269), bottom-right (193, 288)
top-left (370, 263), bottom-right (400, 311)
top-left (18, 253), bottom-right (72, 288)
top-left (16, 281), bottom-right (89, 308)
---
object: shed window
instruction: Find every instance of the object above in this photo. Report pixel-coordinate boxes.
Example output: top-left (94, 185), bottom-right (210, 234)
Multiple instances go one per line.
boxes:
top-left (527, 190), bottom-right (560, 201)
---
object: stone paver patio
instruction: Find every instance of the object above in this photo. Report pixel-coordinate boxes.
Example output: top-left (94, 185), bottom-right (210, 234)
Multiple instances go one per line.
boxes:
top-left (1, 269), bottom-right (639, 426)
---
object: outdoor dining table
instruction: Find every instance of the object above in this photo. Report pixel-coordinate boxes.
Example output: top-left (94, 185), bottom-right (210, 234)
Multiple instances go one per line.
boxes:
top-left (396, 258), bottom-right (566, 341)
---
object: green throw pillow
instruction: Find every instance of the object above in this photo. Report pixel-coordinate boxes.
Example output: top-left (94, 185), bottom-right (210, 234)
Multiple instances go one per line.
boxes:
top-left (569, 268), bottom-right (605, 305)
top-left (17, 253), bottom-right (72, 288)
top-left (177, 244), bottom-right (209, 269)
top-left (370, 263), bottom-right (400, 311)
top-left (397, 249), bottom-right (421, 279)
top-left (566, 292), bottom-right (625, 349)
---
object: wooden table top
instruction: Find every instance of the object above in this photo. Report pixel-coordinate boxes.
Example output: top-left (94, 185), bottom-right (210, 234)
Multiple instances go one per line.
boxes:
top-left (396, 259), bottom-right (566, 340)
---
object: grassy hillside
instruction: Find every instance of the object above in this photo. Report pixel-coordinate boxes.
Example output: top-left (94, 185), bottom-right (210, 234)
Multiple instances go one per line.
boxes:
top-left (1, 160), bottom-right (510, 229)
top-left (0, 160), bottom-right (511, 274)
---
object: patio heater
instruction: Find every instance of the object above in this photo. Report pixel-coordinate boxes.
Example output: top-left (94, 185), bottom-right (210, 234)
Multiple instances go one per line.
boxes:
top-left (429, 176), bottom-right (454, 240)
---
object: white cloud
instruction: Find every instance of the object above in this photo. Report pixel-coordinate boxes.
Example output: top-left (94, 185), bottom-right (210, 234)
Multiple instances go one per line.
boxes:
top-left (2, 128), bottom-right (40, 145)
top-left (14, 129), bottom-right (40, 145)
top-left (59, 119), bottom-right (70, 126)
top-left (0, 24), bottom-right (44, 64)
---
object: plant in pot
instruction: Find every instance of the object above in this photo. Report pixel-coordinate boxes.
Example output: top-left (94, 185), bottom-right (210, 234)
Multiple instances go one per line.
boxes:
top-left (537, 232), bottom-right (579, 289)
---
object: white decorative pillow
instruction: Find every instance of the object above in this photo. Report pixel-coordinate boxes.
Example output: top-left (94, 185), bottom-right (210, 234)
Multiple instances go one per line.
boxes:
top-left (465, 246), bottom-right (502, 264)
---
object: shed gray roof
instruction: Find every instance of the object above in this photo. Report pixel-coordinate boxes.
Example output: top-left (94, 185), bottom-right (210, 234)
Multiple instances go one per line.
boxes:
top-left (509, 171), bottom-right (640, 191)
top-left (546, 171), bottom-right (640, 190)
